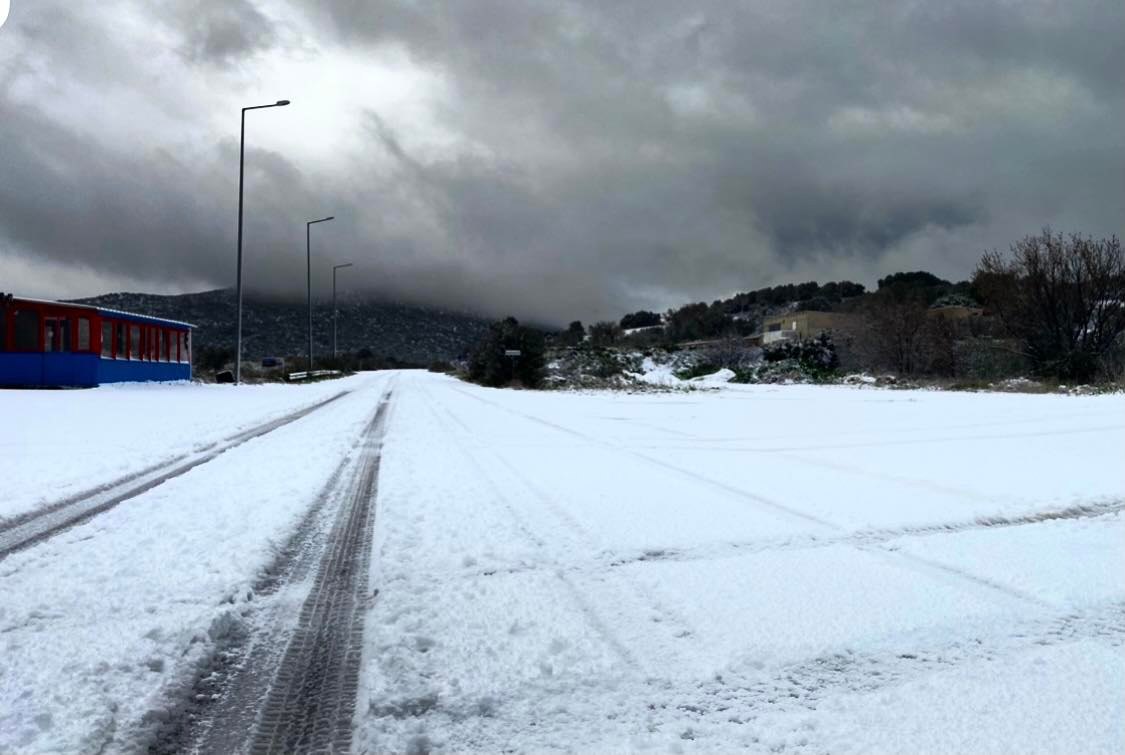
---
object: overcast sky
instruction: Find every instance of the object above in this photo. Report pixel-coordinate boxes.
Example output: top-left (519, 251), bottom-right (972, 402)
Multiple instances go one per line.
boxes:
top-left (1, 0), bottom-right (1121, 324)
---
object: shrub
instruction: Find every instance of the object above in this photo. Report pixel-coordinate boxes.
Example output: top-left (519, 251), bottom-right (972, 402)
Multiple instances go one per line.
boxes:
top-left (558, 321), bottom-right (586, 347)
top-left (763, 332), bottom-right (839, 379)
top-left (467, 317), bottom-right (546, 388)
top-left (588, 321), bottom-right (623, 347)
top-left (196, 345), bottom-right (234, 373)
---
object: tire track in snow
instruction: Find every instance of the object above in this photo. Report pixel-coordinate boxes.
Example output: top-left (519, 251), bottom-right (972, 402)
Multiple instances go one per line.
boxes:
top-left (447, 385), bottom-right (838, 530)
top-left (141, 384), bottom-right (395, 755)
top-left (424, 385), bottom-right (703, 671)
top-left (443, 385), bottom-right (1071, 612)
top-left (419, 386), bottom-right (649, 674)
top-left (243, 389), bottom-right (392, 754)
top-left (638, 600), bottom-right (1125, 740)
top-left (0, 391), bottom-right (350, 560)
top-left (629, 406), bottom-right (1110, 445)
top-left (644, 422), bottom-right (1125, 454)
top-left (604, 499), bottom-right (1125, 569)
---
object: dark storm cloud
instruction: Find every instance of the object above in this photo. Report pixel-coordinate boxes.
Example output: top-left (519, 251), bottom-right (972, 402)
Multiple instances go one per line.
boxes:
top-left (308, 0), bottom-right (1123, 309)
top-left (1, 0), bottom-right (1121, 324)
top-left (176, 0), bottom-right (279, 67)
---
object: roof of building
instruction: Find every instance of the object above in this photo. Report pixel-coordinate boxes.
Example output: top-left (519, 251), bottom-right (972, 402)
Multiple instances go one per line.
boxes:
top-left (7, 296), bottom-right (195, 329)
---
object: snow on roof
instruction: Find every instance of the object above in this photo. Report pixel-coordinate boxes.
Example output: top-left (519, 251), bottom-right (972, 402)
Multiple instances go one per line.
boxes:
top-left (95, 305), bottom-right (195, 329)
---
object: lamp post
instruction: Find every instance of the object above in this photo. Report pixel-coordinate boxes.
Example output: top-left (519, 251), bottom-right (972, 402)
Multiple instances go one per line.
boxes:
top-left (235, 99), bottom-right (290, 386)
top-left (306, 216), bottom-right (335, 371)
top-left (332, 262), bottom-right (353, 359)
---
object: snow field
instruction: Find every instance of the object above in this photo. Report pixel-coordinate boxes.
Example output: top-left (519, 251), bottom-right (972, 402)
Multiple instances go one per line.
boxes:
top-left (356, 373), bottom-right (1124, 753)
top-left (0, 371), bottom-right (1121, 753)
top-left (0, 373), bottom-right (392, 753)
top-left (1, 377), bottom-right (363, 523)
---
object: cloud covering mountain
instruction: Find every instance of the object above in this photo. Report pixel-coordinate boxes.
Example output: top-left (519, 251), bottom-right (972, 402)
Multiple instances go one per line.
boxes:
top-left (1, 0), bottom-right (1121, 324)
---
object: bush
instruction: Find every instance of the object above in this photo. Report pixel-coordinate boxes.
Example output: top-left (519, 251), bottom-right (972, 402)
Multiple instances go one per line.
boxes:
top-left (763, 332), bottom-right (839, 379)
top-left (588, 321), bottom-right (622, 348)
top-left (195, 345), bottom-right (234, 373)
top-left (951, 338), bottom-right (1030, 380)
top-left (557, 321), bottom-right (586, 347)
top-left (467, 317), bottom-right (547, 388)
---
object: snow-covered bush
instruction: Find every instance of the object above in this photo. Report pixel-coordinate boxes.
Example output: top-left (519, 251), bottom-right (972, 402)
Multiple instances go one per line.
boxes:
top-left (761, 332), bottom-right (839, 379)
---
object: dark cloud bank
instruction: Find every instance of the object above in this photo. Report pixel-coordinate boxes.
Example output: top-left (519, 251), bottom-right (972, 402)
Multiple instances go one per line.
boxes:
top-left (1, 0), bottom-right (1121, 325)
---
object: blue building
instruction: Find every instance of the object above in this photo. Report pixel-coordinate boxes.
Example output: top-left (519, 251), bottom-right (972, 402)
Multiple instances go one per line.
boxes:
top-left (0, 295), bottom-right (193, 387)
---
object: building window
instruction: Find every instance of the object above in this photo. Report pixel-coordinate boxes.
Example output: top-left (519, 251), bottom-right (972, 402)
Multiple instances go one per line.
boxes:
top-left (102, 322), bottom-right (112, 357)
top-left (116, 323), bottom-right (126, 358)
top-left (77, 318), bottom-right (91, 351)
top-left (129, 325), bottom-right (141, 359)
top-left (14, 310), bottom-right (39, 351)
top-left (768, 322), bottom-right (781, 332)
top-left (45, 317), bottom-right (70, 352)
top-left (183, 331), bottom-right (191, 363)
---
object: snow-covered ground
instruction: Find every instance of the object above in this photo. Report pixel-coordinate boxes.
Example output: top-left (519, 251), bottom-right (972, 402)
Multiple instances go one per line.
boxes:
top-left (0, 373), bottom-right (392, 752)
top-left (1, 378), bottom-right (358, 524)
top-left (356, 374), bottom-right (1125, 753)
top-left (1, 372), bottom-right (1122, 753)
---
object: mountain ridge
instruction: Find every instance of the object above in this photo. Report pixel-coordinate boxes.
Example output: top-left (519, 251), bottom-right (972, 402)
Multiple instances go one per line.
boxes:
top-left (69, 289), bottom-right (492, 365)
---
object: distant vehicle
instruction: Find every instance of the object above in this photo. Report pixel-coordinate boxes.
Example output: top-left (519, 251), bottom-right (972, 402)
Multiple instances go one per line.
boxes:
top-left (261, 356), bottom-right (285, 368)
top-left (0, 294), bottom-right (193, 387)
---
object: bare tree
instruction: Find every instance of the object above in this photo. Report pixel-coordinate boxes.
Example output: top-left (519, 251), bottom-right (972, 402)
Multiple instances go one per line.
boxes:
top-left (707, 332), bottom-right (759, 369)
top-left (857, 288), bottom-right (931, 375)
top-left (975, 230), bottom-right (1125, 381)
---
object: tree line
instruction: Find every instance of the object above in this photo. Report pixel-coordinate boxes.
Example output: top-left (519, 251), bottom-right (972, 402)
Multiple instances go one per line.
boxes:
top-left (465, 229), bottom-right (1124, 387)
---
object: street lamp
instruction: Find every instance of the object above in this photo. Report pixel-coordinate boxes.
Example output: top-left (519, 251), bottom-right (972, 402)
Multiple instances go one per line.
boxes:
top-left (332, 262), bottom-right (353, 359)
top-left (235, 99), bottom-right (290, 386)
top-left (306, 216), bottom-right (335, 371)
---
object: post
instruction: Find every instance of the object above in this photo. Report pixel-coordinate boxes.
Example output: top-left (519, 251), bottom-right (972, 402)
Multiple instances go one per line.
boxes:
top-left (305, 216), bottom-right (335, 372)
top-left (307, 221), bottom-right (312, 371)
top-left (233, 100), bottom-right (289, 385)
top-left (235, 110), bottom-right (246, 385)
top-left (332, 264), bottom-right (337, 360)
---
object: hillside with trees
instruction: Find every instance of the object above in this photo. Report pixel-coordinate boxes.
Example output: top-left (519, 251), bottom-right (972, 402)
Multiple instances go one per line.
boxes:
top-left (466, 229), bottom-right (1124, 389)
top-left (73, 289), bottom-right (491, 370)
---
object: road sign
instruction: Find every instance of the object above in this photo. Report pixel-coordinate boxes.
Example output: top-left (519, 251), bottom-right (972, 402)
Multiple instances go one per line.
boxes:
top-left (504, 349), bottom-right (521, 357)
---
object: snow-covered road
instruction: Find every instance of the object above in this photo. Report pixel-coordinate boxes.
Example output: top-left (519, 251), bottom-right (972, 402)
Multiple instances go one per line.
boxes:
top-left (0, 373), bottom-right (394, 752)
top-left (1, 372), bottom-right (1123, 753)
top-left (357, 374), bottom-right (1125, 753)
